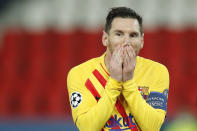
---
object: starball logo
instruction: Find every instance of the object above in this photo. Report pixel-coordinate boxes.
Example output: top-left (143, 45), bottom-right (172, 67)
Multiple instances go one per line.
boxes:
top-left (104, 114), bottom-right (137, 130)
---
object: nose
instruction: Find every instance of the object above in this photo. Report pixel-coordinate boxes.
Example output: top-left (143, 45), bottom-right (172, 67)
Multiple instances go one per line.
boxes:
top-left (123, 35), bottom-right (131, 46)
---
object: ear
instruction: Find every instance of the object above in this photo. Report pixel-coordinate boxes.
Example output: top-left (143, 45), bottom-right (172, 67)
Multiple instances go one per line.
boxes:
top-left (102, 30), bottom-right (108, 46)
top-left (140, 33), bottom-right (144, 49)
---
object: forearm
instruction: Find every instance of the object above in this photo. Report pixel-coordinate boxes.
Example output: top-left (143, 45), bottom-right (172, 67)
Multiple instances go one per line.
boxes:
top-left (76, 77), bottom-right (122, 131)
top-left (122, 80), bottom-right (166, 131)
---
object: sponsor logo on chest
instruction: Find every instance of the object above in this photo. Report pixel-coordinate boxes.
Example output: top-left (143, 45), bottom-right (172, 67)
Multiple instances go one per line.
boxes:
top-left (105, 114), bottom-right (137, 130)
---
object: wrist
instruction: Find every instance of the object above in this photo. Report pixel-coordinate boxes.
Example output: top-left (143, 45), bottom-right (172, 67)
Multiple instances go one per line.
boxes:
top-left (106, 77), bottom-right (123, 90)
top-left (110, 74), bottom-right (122, 82)
top-left (123, 78), bottom-right (137, 91)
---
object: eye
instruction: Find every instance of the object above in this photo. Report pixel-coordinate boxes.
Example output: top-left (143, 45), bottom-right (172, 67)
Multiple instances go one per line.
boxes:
top-left (115, 32), bottom-right (123, 36)
top-left (130, 32), bottom-right (138, 38)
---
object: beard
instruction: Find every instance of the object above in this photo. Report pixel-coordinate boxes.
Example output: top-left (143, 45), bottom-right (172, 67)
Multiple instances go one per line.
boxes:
top-left (107, 42), bottom-right (114, 55)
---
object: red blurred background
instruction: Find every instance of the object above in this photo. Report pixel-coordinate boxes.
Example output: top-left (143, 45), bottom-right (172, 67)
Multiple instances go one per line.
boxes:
top-left (0, 28), bottom-right (196, 118)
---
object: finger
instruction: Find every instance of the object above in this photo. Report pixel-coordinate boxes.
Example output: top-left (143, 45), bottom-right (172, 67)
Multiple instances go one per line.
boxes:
top-left (123, 47), bottom-right (129, 67)
top-left (120, 46), bottom-right (125, 59)
top-left (118, 47), bottom-right (124, 64)
top-left (113, 46), bottom-right (123, 65)
top-left (112, 45), bottom-right (120, 59)
top-left (127, 46), bottom-right (136, 66)
top-left (123, 47), bottom-right (126, 60)
top-left (126, 46), bottom-right (135, 66)
top-left (126, 45), bottom-right (135, 59)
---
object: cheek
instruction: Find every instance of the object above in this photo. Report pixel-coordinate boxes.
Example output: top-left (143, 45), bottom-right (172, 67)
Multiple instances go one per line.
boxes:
top-left (108, 37), bottom-right (123, 51)
top-left (132, 39), bottom-right (142, 49)
top-left (131, 39), bottom-right (143, 55)
top-left (109, 37), bottom-right (124, 47)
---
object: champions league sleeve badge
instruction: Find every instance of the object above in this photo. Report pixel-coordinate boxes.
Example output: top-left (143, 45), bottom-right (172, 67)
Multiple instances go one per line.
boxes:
top-left (70, 92), bottom-right (82, 109)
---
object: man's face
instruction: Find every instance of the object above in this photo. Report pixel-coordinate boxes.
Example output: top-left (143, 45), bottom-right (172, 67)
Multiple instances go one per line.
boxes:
top-left (103, 17), bottom-right (144, 55)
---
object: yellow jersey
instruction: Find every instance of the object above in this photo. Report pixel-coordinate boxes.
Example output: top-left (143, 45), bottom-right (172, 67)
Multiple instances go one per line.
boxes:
top-left (67, 53), bottom-right (169, 131)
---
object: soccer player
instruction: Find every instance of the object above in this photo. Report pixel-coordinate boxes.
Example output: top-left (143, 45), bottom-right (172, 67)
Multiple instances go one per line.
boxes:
top-left (67, 7), bottom-right (169, 131)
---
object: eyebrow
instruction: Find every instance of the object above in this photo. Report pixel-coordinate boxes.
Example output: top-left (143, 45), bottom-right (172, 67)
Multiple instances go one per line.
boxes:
top-left (113, 29), bottom-right (139, 35)
top-left (130, 31), bottom-right (139, 35)
top-left (113, 29), bottom-right (123, 32)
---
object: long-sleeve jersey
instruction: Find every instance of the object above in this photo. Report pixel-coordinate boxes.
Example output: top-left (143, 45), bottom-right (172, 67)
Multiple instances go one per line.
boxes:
top-left (67, 53), bottom-right (169, 131)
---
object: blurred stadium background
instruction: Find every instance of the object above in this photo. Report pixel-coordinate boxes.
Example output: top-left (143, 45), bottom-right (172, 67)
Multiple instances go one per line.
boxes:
top-left (0, 0), bottom-right (196, 131)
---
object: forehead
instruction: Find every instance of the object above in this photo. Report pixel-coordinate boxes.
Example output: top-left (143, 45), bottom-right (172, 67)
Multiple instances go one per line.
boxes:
top-left (110, 17), bottom-right (140, 32)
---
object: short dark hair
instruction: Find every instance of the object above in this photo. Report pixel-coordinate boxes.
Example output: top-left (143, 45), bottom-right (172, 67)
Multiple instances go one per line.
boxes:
top-left (105, 7), bottom-right (143, 35)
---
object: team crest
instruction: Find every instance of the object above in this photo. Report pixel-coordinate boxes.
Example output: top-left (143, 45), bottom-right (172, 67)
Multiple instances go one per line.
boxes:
top-left (138, 86), bottom-right (150, 100)
top-left (70, 92), bottom-right (82, 109)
